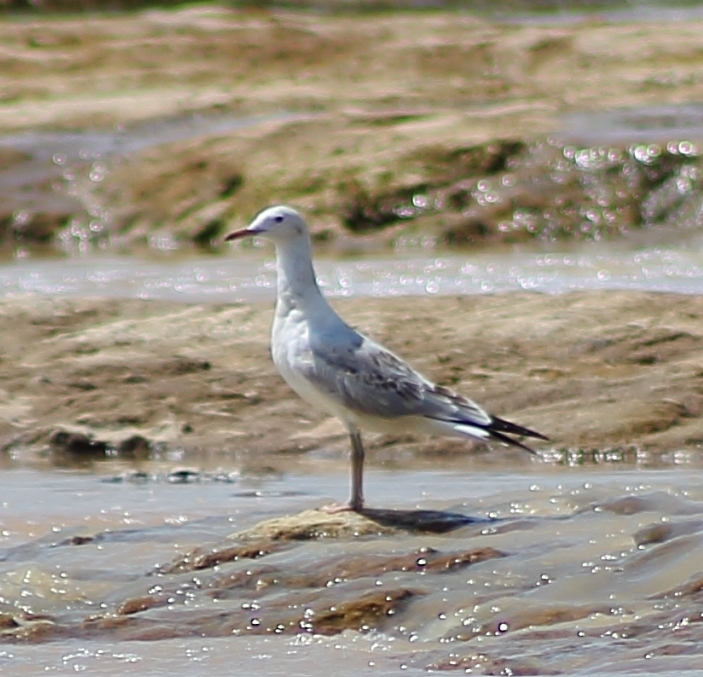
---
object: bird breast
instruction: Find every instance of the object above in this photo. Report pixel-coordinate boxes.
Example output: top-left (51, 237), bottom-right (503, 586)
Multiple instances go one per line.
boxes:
top-left (271, 308), bottom-right (347, 423)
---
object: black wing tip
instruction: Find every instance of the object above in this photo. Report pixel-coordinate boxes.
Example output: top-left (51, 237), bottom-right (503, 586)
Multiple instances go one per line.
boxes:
top-left (489, 415), bottom-right (549, 442)
top-left (488, 429), bottom-right (539, 455)
top-left (486, 415), bottom-right (549, 455)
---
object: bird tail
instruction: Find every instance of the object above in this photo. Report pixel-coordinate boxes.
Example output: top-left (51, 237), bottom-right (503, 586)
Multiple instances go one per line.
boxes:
top-left (454, 415), bottom-right (548, 455)
top-left (489, 415), bottom-right (548, 441)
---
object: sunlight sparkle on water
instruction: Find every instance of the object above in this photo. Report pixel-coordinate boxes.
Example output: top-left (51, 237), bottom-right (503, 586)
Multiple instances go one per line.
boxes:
top-left (1, 241), bottom-right (703, 303)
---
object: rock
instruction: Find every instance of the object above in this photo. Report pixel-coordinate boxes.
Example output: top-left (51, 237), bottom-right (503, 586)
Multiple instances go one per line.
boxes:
top-left (118, 434), bottom-right (151, 458)
top-left (160, 541), bottom-right (287, 575)
top-left (116, 595), bottom-right (167, 616)
top-left (0, 611), bottom-right (57, 641)
top-left (49, 429), bottom-right (107, 457)
top-left (231, 509), bottom-right (398, 541)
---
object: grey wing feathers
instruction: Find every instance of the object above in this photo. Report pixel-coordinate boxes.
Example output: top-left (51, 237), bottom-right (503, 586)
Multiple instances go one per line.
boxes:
top-left (306, 333), bottom-right (429, 418)
top-left (423, 383), bottom-right (492, 426)
top-left (306, 330), bottom-right (491, 425)
top-left (306, 328), bottom-right (547, 449)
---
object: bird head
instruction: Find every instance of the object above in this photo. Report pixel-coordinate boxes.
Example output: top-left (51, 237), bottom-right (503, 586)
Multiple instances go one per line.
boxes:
top-left (224, 205), bottom-right (308, 245)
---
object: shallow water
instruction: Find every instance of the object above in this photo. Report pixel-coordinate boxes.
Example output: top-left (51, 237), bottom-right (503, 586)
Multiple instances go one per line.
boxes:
top-left (0, 111), bottom-right (308, 168)
top-left (3, 456), bottom-right (703, 675)
top-left (2, 237), bottom-right (703, 303)
top-left (560, 104), bottom-right (703, 145)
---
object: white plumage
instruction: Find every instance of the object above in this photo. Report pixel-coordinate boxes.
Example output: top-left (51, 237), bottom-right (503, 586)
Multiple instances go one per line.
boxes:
top-left (226, 205), bottom-right (547, 511)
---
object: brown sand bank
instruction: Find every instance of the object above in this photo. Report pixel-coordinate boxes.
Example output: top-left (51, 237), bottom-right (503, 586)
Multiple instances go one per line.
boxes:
top-left (1, 290), bottom-right (701, 470)
top-left (5, 6), bottom-right (703, 131)
top-left (2, 7), bottom-right (703, 247)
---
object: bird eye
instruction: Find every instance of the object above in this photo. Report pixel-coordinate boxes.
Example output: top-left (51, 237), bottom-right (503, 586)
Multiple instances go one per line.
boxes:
top-left (274, 215), bottom-right (284, 223)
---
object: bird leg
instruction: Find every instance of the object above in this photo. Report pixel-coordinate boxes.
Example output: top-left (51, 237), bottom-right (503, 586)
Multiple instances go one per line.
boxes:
top-left (348, 428), bottom-right (365, 511)
top-left (319, 428), bottom-right (365, 513)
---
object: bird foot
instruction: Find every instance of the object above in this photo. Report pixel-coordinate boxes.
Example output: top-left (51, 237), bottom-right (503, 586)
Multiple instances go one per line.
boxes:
top-left (319, 501), bottom-right (363, 514)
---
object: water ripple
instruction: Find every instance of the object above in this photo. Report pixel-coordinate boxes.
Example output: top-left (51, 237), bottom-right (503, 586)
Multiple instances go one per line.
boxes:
top-left (1, 243), bottom-right (703, 303)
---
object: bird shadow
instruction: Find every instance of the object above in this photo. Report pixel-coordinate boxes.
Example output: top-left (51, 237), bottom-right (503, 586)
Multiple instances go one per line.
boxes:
top-left (357, 507), bottom-right (493, 534)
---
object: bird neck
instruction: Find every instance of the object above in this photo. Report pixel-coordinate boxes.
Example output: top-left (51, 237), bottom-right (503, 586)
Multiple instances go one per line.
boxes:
top-left (274, 235), bottom-right (326, 314)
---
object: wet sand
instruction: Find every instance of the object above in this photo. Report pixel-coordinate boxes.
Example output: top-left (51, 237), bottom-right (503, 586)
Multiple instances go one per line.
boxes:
top-left (1, 290), bottom-right (701, 469)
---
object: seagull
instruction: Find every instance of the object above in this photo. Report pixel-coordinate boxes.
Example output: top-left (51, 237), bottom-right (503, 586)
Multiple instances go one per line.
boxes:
top-left (225, 206), bottom-right (548, 511)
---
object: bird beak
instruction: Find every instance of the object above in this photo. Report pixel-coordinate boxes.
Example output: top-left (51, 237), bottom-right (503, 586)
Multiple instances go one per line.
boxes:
top-left (224, 227), bottom-right (260, 242)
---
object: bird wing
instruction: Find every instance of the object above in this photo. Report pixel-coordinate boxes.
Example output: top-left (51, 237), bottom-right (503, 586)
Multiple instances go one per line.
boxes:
top-left (305, 328), bottom-right (492, 426)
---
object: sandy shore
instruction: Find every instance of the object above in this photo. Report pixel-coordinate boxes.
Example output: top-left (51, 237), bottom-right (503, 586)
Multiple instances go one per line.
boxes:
top-left (1, 290), bottom-right (701, 469)
top-left (1, 7), bottom-right (702, 466)
top-left (2, 6), bottom-right (703, 247)
top-left (5, 7), bottom-right (703, 132)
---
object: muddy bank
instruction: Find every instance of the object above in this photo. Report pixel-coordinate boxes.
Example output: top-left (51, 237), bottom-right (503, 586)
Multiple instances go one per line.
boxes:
top-left (1, 290), bottom-right (702, 471)
top-left (3, 7), bottom-right (703, 249)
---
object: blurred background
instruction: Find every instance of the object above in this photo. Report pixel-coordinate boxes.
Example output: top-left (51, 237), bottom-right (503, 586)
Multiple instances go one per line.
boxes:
top-left (2, 0), bottom-right (703, 264)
